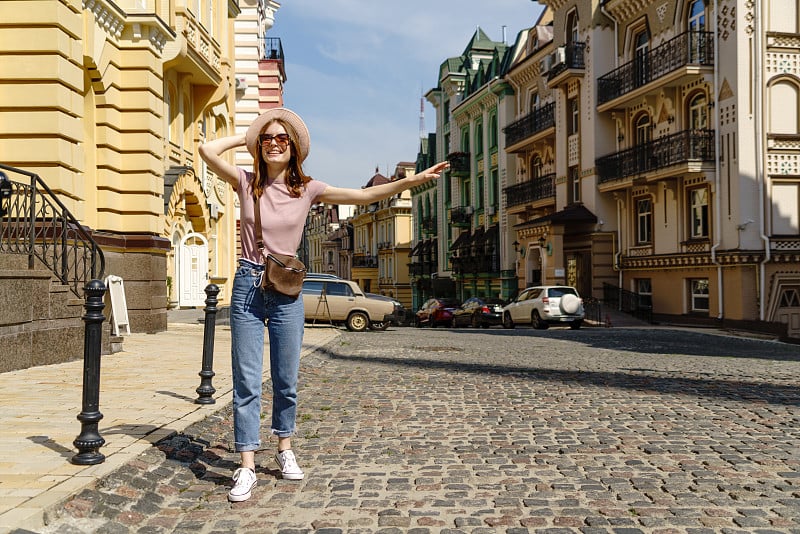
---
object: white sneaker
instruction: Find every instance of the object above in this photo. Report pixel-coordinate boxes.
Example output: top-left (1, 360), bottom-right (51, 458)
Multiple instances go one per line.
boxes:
top-left (228, 467), bottom-right (257, 502)
top-left (275, 450), bottom-right (304, 480)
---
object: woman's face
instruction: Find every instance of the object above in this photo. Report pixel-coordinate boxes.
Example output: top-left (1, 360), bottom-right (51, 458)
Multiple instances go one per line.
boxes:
top-left (259, 121), bottom-right (292, 168)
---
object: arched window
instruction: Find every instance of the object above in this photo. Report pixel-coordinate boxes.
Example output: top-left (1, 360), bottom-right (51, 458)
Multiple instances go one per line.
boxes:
top-left (688, 93), bottom-right (708, 130)
top-left (566, 10), bottom-right (579, 44)
top-left (635, 113), bottom-right (651, 145)
top-left (687, 0), bottom-right (707, 61)
top-left (530, 155), bottom-right (543, 179)
top-left (634, 28), bottom-right (650, 87)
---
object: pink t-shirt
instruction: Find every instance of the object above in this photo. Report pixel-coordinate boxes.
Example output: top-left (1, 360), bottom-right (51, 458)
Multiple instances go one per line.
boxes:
top-left (237, 168), bottom-right (328, 262)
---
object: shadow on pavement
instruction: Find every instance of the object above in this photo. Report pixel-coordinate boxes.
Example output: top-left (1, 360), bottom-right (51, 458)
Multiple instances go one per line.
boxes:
top-left (320, 347), bottom-right (800, 407)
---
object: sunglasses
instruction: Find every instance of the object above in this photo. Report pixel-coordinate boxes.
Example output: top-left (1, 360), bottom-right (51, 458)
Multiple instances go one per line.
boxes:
top-left (259, 133), bottom-right (291, 149)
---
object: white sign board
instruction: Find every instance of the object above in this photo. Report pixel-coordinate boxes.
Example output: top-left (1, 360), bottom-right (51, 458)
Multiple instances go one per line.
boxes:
top-left (105, 275), bottom-right (131, 336)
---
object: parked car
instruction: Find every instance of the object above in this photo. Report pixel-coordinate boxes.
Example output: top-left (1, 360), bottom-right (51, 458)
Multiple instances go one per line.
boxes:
top-left (302, 278), bottom-right (395, 332)
top-left (450, 297), bottom-right (506, 328)
top-left (365, 293), bottom-right (412, 329)
top-left (502, 285), bottom-right (584, 329)
top-left (304, 273), bottom-right (340, 279)
top-left (415, 297), bottom-right (461, 328)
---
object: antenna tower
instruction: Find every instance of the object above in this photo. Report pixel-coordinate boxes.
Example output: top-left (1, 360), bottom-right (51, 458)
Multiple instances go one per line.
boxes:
top-left (419, 90), bottom-right (426, 139)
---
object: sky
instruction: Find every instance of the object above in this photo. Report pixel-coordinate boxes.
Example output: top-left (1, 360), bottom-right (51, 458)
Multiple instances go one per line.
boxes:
top-left (271, 1), bottom-right (544, 191)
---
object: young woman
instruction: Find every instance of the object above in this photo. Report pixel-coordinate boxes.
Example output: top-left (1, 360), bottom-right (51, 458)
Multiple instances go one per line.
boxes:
top-left (198, 108), bottom-right (448, 502)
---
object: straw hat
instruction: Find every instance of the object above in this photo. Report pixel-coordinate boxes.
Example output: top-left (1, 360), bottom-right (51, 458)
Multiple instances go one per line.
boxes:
top-left (245, 107), bottom-right (310, 163)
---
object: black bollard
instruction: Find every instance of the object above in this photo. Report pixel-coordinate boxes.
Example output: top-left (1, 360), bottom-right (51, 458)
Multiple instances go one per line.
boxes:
top-left (71, 279), bottom-right (107, 465)
top-left (195, 284), bottom-right (220, 404)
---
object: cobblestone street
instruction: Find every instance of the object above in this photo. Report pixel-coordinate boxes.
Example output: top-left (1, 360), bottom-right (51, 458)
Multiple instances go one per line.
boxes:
top-left (37, 327), bottom-right (800, 534)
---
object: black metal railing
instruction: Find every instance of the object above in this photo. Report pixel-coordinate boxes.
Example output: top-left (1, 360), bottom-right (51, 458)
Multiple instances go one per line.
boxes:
top-left (503, 103), bottom-right (556, 147)
top-left (583, 296), bottom-right (604, 325)
top-left (449, 207), bottom-right (473, 226)
top-left (353, 254), bottom-right (377, 268)
top-left (603, 282), bottom-right (653, 323)
top-left (547, 42), bottom-right (586, 80)
top-left (504, 173), bottom-right (556, 208)
top-left (0, 164), bottom-right (105, 298)
top-left (421, 216), bottom-right (437, 234)
top-left (596, 129), bottom-right (715, 183)
top-left (598, 31), bottom-right (714, 105)
top-left (261, 37), bottom-right (284, 61)
top-left (447, 152), bottom-right (470, 176)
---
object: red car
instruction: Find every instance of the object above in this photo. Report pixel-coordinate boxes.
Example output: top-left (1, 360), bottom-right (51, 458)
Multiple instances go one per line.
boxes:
top-left (415, 298), bottom-right (461, 328)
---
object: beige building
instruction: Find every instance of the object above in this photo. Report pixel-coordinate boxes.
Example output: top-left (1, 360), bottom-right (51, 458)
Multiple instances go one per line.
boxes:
top-left (501, 0), bottom-right (800, 337)
top-left (0, 0), bottom-right (287, 345)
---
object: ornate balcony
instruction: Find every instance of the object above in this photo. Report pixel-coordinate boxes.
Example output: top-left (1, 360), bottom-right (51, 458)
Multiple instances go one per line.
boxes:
top-left (596, 129), bottom-right (715, 184)
top-left (504, 103), bottom-right (556, 150)
top-left (597, 31), bottom-right (714, 108)
top-left (447, 152), bottom-right (470, 177)
top-left (352, 255), bottom-right (377, 268)
top-left (547, 42), bottom-right (586, 84)
top-left (449, 206), bottom-right (473, 227)
top-left (421, 216), bottom-right (437, 235)
top-left (503, 174), bottom-right (556, 209)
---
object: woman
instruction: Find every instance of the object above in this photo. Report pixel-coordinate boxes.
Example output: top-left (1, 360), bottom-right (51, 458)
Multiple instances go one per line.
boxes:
top-left (198, 107), bottom-right (448, 502)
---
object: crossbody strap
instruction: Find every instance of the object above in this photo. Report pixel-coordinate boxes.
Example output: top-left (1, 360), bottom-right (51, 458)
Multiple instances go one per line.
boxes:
top-left (252, 193), bottom-right (266, 255)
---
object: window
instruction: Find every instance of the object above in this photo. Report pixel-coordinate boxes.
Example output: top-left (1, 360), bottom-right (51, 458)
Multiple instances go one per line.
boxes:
top-left (689, 187), bottom-right (709, 238)
top-left (636, 197), bottom-right (653, 244)
top-left (688, 0), bottom-right (707, 62)
top-left (530, 92), bottom-right (540, 112)
top-left (635, 114), bottom-right (651, 144)
top-left (568, 97), bottom-right (579, 135)
top-left (444, 100), bottom-right (450, 123)
top-left (475, 121), bottom-right (484, 155)
top-left (489, 114), bottom-right (498, 148)
top-left (462, 179), bottom-right (471, 207)
top-left (634, 28), bottom-right (650, 87)
top-left (689, 93), bottom-right (708, 129)
top-left (566, 10), bottom-right (579, 44)
top-left (460, 127), bottom-right (469, 152)
top-left (531, 155), bottom-right (543, 179)
top-left (636, 278), bottom-right (653, 308)
top-left (769, 81), bottom-right (800, 134)
top-left (477, 175), bottom-right (484, 209)
top-left (568, 166), bottom-right (580, 204)
top-left (689, 278), bottom-right (709, 312)
top-left (490, 169), bottom-right (498, 206)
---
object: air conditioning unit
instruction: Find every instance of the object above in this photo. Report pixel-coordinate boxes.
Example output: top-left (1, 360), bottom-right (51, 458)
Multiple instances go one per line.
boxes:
top-left (486, 206), bottom-right (496, 216)
top-left (208, 203), bottom-right (220, 219)
top-left (464, 206), bottom-right (474, 215)
top-left (539, 54), bottom-right (553, 74)
top-left (234, 77), bottom-right (247, 91)
top-left (553, 46), bottom-right (566, 66)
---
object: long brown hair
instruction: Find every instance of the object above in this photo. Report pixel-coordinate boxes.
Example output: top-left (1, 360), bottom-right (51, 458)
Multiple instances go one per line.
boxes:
top-left (251, 118), bottom-right (313, 198)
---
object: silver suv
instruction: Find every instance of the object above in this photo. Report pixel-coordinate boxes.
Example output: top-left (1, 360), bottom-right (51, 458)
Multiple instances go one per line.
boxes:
top-left (502, 285), bottom-right (584, 329)
top-left (302, 278), bottom-right (395, 332)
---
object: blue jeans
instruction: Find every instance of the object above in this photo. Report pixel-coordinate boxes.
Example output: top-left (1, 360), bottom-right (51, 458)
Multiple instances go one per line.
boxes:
top-left (229, 259), bottom-right (305, 452)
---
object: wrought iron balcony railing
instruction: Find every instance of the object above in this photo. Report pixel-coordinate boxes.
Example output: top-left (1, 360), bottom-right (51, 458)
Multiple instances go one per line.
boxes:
top-left (596, 129), bottom-right (715, 183)
top-left (0, 163), bottom-right (105, 298)
top-left (449, 206), bottom-right (473, 226)
top-left (503, 173), bottom-right (556, 208)
top-left (447, 152), bottom-right (470, 177)
top-left (547, 42), bottom-right (586, 80)
top-left (352, 254), bottom-right (377, 268)
top-left (261, 37), bottom-right (284, 61)
top-left (597, 31), bottom-right (714, 105)
top-left (503, 103), bottom-right (556, 147)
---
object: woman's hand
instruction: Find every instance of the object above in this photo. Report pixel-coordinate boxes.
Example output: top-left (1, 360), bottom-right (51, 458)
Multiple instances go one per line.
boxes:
top-left (408, 161), bottom-right (449, 184)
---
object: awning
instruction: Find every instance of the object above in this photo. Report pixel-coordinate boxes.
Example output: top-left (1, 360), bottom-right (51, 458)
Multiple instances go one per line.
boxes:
top-left (513, 204), bottom-right (598, 230)
top-left (449, 231), bottom-right (472, 251)
top-left (409, 241), bottom-right (423, 257)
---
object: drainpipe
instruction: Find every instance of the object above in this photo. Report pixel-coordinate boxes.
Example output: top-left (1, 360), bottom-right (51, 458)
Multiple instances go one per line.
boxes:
top-left (614, 194), bottom-right (623, 290)
top-left (754, 0), bottom-right (770, 321)
top-left (709, 0), bottom-right (723, 320)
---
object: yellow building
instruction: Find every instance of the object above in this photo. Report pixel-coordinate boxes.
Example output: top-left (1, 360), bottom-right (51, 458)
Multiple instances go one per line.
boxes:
top-left (0, 0), bottom-right (284, 343)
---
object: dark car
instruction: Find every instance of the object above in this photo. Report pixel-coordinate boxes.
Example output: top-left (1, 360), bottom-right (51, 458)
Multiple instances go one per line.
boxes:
top-left (365, 293), bottom-right (412, 329)
top-left (415, 297), bottom-right (461, 328)
top-left (450, 297), bottom-right (506, 328)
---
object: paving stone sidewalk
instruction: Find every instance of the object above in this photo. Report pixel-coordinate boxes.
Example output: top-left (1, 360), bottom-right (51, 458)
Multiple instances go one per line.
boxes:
top-left (32, 327), bottom-right (800, 533)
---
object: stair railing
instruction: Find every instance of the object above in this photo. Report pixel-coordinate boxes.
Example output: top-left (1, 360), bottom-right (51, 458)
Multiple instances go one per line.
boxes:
top-left (602, 282), bottom-right (653, 323)
top-left (0, 163), bottom-right (105, 297)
